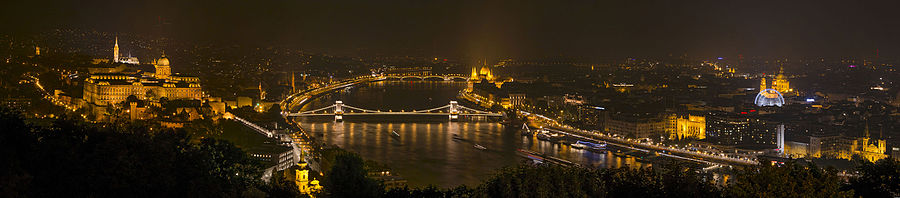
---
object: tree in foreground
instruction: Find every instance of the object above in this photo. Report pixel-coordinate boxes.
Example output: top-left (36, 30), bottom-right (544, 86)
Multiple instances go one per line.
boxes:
top-left (847, 158), bottom-right (900, 197)
top-left (321, 151), bottom-right (383, 198)
top-left (0, 107), bottom-right (283, 197)
top-left (724, 162), bottom-right (852, 198)
top-left (475, 165), bottom-right (720, 198)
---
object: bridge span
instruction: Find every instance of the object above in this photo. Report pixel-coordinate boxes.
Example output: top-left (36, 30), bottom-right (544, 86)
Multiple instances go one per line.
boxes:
top-left (381, 73), bottom-right (469, 81)
top-left (286, 100), bottom-right (501, 121)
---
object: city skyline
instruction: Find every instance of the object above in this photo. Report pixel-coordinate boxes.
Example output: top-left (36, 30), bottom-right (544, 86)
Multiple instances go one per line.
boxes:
top-left (1, 1), bottom-right (899, 197)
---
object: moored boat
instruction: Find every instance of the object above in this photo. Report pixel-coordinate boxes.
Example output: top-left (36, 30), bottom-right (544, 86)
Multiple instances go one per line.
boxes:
top-left (452, 134), bottom-right (464, 141)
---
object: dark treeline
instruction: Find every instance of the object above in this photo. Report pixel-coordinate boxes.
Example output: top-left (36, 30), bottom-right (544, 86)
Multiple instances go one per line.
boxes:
top-left (0, 107), bottom-right (301, 197)
top-left (323, 145), bottom-right (900, 198)
top-left (2, 105), bottom-right (899, 197)
top-left (338, 157), bottom-right (900, 198)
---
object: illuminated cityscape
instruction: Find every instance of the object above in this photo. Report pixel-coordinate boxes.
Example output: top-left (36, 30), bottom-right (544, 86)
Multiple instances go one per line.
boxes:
top-left (1, 1), bottom-right (899, 197)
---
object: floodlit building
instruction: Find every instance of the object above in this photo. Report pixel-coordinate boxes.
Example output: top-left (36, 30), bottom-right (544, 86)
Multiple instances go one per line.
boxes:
top-left (111, 36), bottom-right (140, 64)
top-left (83, 41), bottom-right (201, 107)
top-left (784, 141), bottom-right (809, 158)
top-left (759, 77), bottom-right (766, 91)
top-left (82, 55), bottom-right (202, 106)
top-left (771, 68), bottom-right (792, 94)
top-left (294, 162), bottom-right (323, 195)
top-left (81, 38), bottom-right (203, 121)
top-left (508, 93), bottom-right (526, 108)
top-left (471, 63), bottom-right (494, 81)
top-left (808, 125), bottom-right (888, 162)
top-left (670, 114), bottom-right (706, 140)
top-left (758, 68), bottom-right (792, 96)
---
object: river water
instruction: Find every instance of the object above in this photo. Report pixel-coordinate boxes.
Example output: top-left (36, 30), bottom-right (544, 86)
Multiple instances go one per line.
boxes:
top-left (296, 80), bottom-right (648, 188)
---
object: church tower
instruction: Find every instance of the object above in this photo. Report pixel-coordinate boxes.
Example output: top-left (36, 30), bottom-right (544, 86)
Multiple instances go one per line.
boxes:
top-left (760, 77), bottom-right (767, 90)
top-left (113, 36), bottom-right (119, 63)
top-left (259, 82), bottom-right (266, 100)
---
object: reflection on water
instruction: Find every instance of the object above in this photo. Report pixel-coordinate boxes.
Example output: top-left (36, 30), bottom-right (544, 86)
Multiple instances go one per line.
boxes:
top-left (297, 80), bottom-right (646, 187)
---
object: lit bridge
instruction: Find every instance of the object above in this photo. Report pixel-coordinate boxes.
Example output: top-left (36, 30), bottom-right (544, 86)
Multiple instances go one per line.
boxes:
top-left (285, 100), bottom-right (501, 121)
top-left (381, 73), bottom-right (469, 81)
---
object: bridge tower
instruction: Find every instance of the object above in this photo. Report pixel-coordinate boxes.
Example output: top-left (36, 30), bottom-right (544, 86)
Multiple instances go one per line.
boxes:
top-left (335, 101), bottom-right (344, 121)
top-left (449, 101), bottom-right (459, 121)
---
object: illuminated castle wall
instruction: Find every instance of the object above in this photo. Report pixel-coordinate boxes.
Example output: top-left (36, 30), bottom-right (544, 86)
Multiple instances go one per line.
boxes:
top-left (83, 54), bottom-right (201, 106)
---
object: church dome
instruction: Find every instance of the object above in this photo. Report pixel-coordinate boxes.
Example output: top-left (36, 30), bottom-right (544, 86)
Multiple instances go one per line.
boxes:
top-left (157, 55), bottom-right (170, 66)
top-left (755, 89), bottom-right (784, 107)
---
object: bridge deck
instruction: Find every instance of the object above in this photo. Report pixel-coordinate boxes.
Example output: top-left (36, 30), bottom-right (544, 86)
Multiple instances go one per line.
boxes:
top-left (290, 112), bottom-right (501, 116)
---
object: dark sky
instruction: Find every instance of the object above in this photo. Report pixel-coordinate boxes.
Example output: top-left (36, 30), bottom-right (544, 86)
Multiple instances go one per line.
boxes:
top-left (3, 0), bottom-right (899, 58)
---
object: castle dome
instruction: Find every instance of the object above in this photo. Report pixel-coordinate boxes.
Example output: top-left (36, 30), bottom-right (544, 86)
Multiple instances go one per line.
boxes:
top-left (157, 55), bottom-right (170, 66)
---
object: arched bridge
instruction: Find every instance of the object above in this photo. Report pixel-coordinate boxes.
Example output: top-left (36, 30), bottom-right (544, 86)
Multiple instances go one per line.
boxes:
top-left (381, 74), bottom-right (469, 81)
top-left (285, 101), bottom-right (500, 121)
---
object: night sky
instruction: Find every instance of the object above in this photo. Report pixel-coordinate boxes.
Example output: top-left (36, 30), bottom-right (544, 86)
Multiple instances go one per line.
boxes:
top-left (3, 0), bottom-right (899, 58)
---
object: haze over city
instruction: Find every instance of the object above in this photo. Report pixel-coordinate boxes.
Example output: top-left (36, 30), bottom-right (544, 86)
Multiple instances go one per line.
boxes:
top-left (4, 0), bottom-right (900, 58)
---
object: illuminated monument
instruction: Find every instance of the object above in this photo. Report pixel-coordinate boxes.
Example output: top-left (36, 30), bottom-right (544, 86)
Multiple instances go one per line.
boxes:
top-left (772, 68), bottom-right (792, 93)
top-left (83, 53), bottom-right (202, 107)
top-left (759, 77), bottom-right (766, 91)
top-left (470, 62), bottom-right (494, 81)
top-left (810, 123), bottom-right (888, 162)
top-left (111, 36), bottom-right (140, 64)
top-left (760, 68), bottom-right (792, 94)
top-left (154, 54), bottom-right (172, 79)
top-left (469, 59), bottom-right (513, 89)
top-left (468, 60), bottom-right (497, 91)
top-left (853, 124), bottom-right (888, 162)
top-left (670, 114), bottom-right (706, 140)
top-left (755, 89), bottom-right (784, 107)
top-left (113, 36), bottom-right (119, 62)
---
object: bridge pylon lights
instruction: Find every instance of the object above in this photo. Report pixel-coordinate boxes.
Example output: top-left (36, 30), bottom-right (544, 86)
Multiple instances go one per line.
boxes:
top-left (335, 101), bottom-right (344, 121)
top-left (449, 101), bottom-right (459, 121)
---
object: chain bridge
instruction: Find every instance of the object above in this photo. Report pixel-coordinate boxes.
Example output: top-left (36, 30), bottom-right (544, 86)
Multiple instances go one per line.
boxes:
top-left (285, 101), bottom-right (500, 121)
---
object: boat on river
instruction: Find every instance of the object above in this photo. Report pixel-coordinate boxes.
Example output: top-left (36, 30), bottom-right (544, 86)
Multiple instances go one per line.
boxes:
top-left (575, 140), bottom-right (607, 150)
top-left (571, 143), bottom-right (588, 149)
top-left (390, 130), bottom-right (401, 140)
top-left (535, 130), bottom-right (563, 143)
top-left (474, 144), bottom-right (487, 150)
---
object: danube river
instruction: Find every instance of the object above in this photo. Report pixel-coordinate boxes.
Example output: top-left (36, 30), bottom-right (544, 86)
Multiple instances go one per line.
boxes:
top-left (295, 80), bottom-right (649, 188)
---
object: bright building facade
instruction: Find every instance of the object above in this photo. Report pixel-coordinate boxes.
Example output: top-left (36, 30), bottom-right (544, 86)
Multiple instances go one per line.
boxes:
top-left (670, 114), bottom-right (706, 140)
top-left (83, 55), bottom-right (201, 107)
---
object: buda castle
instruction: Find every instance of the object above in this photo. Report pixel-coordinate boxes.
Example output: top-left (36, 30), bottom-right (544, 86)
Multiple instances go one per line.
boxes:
top-left (83, 38), bottom-right (202, 108)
